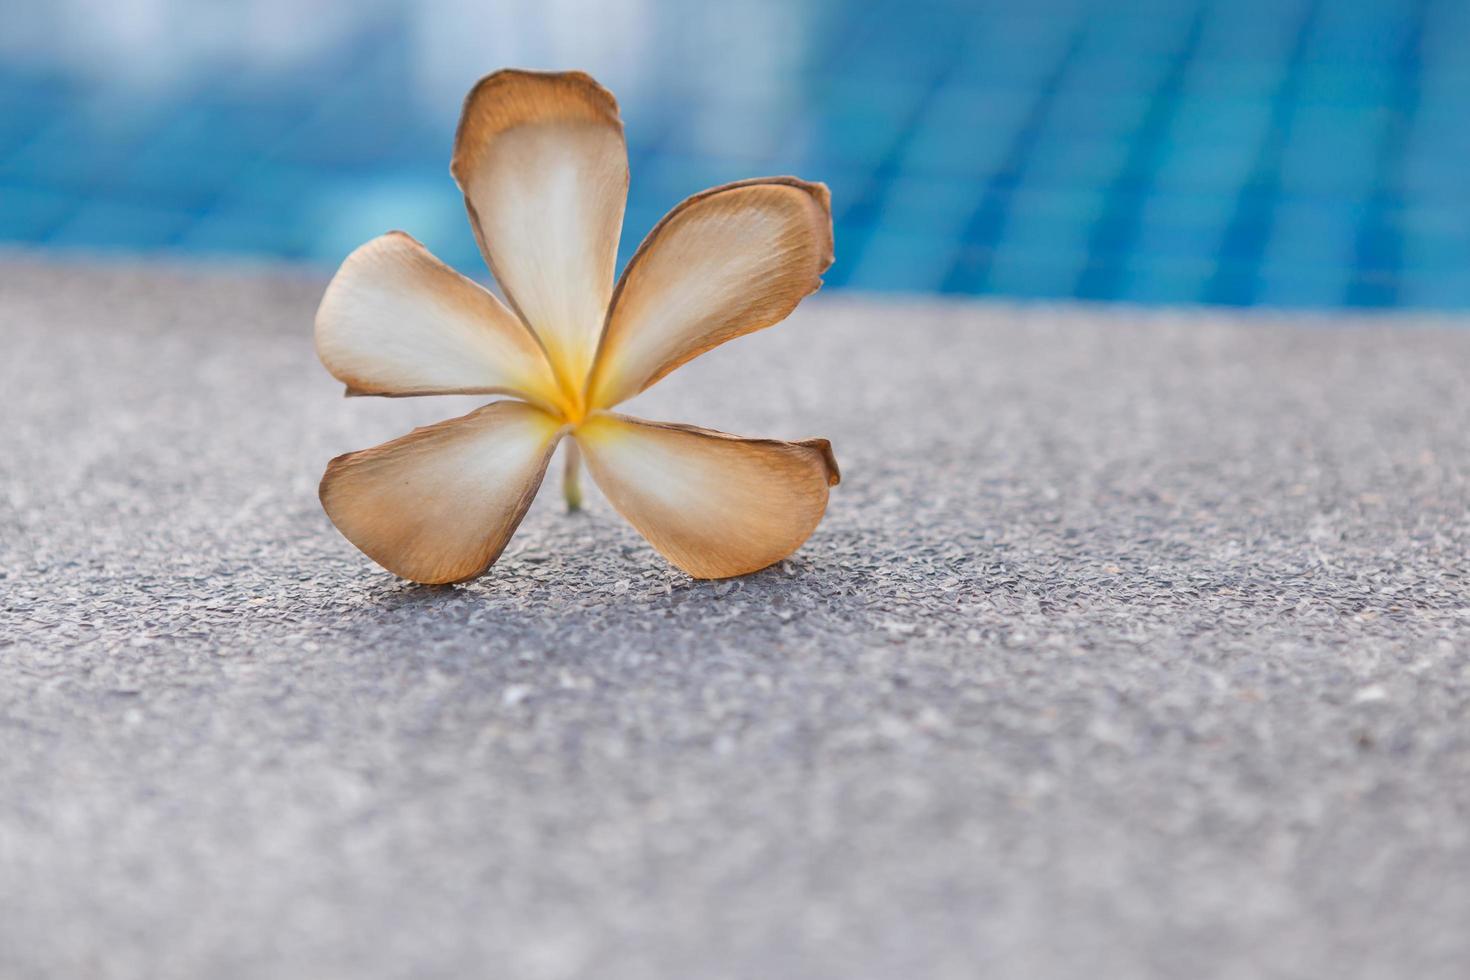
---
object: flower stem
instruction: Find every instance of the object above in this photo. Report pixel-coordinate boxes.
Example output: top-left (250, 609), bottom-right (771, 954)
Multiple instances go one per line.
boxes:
top-left (563, 440), bottom-right (583, 513)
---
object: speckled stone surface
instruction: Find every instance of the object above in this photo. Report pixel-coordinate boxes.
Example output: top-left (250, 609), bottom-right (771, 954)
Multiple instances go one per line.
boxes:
top-left (2, 257), bottom-right (1468, 980)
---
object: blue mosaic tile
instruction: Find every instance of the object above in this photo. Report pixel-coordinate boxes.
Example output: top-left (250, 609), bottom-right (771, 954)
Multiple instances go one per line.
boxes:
top-left (846, 229), bottom-right (959, 293)
top-left (0, 184), bottom-right (73, 240)
top-left (46, 199), bottom-right (196, 249)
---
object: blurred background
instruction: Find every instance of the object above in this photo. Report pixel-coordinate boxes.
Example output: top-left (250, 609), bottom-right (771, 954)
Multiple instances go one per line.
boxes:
top-left (1, 0), bottom-right (1465, 308)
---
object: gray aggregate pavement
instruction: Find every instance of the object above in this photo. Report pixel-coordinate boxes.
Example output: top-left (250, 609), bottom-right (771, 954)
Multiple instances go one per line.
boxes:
top-left (2, 256), bottom-right (1469, 979)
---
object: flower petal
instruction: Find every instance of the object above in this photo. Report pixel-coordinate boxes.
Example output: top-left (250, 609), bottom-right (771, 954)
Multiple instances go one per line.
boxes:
top-left (315, 232), bottom-right (565, 413)
top-left (586, 178), bottom-right (833, 410)
top-left (451, 69), bottom-right (628, 396)
top-left (575, 412), bottom-right (840, 579)
top-left (319, 401), bottom-right (564, 584)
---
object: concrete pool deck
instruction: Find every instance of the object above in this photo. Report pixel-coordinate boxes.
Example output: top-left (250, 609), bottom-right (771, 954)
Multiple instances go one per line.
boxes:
top-left (2, 257), bottom-right (1468, 979)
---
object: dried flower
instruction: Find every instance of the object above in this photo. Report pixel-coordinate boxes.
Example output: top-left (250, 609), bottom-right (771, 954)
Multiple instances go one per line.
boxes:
top-left (315, 69), bottom-right (839, 584)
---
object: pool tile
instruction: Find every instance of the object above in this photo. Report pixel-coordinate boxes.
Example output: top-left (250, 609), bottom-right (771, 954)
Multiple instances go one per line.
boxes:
top-left (0, 0), bottom-right (1465, 310)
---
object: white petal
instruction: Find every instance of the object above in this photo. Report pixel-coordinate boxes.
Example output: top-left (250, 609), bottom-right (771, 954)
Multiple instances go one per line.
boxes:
top-left (586, 178), bottom-right (832, 410)
top-left (576, 412), bottom-right (840, 579)
top-left (451, 69), bottom-right (628, 396)
top-left (319, 401), bottom-right (564, 584)
top-left (315, 232), bottom-right (564, 413)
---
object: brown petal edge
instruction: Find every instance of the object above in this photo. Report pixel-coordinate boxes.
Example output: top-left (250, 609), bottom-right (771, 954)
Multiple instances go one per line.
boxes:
top-left (319, 401), bottom-right (564, 585)
top-left (586, 176), bottom-right (834, 408)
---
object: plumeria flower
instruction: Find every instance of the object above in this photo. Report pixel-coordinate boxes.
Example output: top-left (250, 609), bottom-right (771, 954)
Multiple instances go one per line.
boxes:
top-left (314, 69), bottom-right (840, 585)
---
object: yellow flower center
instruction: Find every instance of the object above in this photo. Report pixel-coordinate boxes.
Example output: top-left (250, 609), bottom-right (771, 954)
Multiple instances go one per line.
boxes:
top-left (548, 389), bottom-right (585, 426)
top-left (537, 336), bottom-right (594, 425)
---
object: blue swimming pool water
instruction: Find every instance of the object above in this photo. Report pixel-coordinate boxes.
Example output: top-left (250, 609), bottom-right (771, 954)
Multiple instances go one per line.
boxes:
top-left (2, 0), bottom-right (1466, 308)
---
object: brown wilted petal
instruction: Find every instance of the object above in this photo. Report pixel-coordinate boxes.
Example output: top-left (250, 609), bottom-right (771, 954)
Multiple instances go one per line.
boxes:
top-left (319, 401), bottom-right (564, 584)
top-left (575, 412), bottom-right (840, 579)
top-left (451, 69), bottom-right (628, 395)
top-left (315, 232), bottom-right (565, 412)
top-left (586, 178), bottom-right (833, 410)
